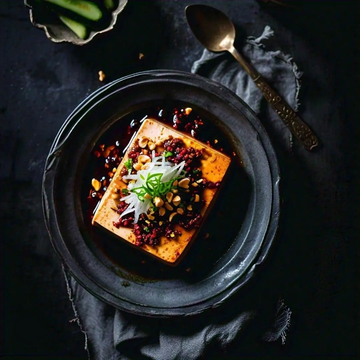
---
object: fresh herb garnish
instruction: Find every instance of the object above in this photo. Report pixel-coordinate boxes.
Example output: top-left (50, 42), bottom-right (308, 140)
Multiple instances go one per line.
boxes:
top-left (121, 188), bottom-right (129, 196)
top-left (124, 158), bottom-right (133, 174)
top-left (131, 172), bottom-right (182, 202)
top-left (164, 151), bottom-right (173, 158)
top-left (143, 226), bottom-right (150, 233)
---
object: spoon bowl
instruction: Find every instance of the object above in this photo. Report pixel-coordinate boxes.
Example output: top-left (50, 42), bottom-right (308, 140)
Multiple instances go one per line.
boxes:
top-left (185, 4), bottom-right (235, 52)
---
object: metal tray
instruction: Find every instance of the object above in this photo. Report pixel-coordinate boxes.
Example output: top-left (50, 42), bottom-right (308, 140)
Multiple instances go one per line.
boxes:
top-left (42, 70), bottom-right (280, 317)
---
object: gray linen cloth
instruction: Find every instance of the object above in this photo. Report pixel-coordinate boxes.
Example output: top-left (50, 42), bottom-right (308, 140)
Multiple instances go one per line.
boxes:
top-left (64, 26), bottom-right (297, 359)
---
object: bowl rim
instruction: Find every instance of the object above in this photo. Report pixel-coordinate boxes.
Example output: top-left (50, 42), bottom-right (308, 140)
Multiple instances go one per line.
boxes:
top-left (42, 69), bottom-right (281, 317)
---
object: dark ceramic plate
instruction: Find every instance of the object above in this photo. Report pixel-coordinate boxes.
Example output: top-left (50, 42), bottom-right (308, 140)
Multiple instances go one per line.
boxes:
top-left (42, 70), bottom-right (280, 317)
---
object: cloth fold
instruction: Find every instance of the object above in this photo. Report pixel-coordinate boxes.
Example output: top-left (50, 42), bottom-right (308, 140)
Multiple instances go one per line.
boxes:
top-left (65, 26), bottom-right (299, 359)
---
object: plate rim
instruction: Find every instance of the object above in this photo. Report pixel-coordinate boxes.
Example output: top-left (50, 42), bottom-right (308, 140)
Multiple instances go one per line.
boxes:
top-left (42, 69), bottom-right (280, 317)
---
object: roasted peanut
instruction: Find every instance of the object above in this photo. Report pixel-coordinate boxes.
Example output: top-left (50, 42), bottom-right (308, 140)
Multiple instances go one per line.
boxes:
top-left (134, 162), bottom-right (142, 171)
top-left (169, 212), bottom-right (177, 222)
top-left (138, 154), bottom-right (151, 163)
top-left (166, 192), bottom-right (174, 203)
top-left (177, 208), bottom-right (184, 215)
top-left (184, 107), bottom-right (192, 115)
top-left (178, 178), bottom-right (190, 189)
top-left (159, 207), bottom-right (166, 216)
top-left (172, 195), bottom-right (181, 206)
top-left (139, 137), bottom-right (149, 148)
top-left (165, 202), bottom-right (173, 211)
top-left (154, 197), bottom-right (164, 207)
top-left (92, 178), bottom-right (101, 191)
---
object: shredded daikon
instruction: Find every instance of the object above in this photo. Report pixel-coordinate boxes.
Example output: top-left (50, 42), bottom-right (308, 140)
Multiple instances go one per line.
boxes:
top-left (119, 154), bottom-right (185, 223)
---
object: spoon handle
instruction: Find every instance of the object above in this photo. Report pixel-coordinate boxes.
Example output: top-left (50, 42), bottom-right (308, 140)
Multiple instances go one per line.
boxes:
top-left (229, 46), bottom-right (318, 151)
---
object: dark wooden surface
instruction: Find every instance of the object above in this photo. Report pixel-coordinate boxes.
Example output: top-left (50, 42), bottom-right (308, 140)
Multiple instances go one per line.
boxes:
top-left (0, 0), bottom-right (358, 358)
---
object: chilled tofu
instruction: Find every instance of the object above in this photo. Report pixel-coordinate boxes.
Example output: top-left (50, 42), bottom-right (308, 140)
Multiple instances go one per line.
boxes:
top-left (92, 118), bottom-right (231, 265)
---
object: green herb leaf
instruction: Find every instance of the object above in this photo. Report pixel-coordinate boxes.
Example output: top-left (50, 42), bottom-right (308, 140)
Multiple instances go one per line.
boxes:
top-left (165, 151), bottom-right (173, 158)
top-left (124, 158), bottom-right (133, 174)
top-left (143, 226), bottom-right (150, 232)
top-left (121, 188), bottom-right (129, 195)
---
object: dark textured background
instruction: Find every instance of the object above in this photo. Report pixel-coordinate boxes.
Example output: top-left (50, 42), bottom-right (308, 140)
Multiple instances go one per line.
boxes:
top-left (0, 0), bottom-right (358, 358)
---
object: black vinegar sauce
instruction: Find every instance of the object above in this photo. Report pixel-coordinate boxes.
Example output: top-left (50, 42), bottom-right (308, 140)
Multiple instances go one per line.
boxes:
top-left (82, 103), bottom-right (247, 279)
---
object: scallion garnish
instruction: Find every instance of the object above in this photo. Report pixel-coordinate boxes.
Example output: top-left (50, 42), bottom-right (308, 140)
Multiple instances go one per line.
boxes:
top-left (124, 158), bottom-right (133, 174)
top-left (131, 172), bottom-right (181, 201)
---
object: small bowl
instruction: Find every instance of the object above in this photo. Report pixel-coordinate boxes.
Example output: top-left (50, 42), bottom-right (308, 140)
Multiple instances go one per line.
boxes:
top-left (24, 0), bottom-right (128, 45)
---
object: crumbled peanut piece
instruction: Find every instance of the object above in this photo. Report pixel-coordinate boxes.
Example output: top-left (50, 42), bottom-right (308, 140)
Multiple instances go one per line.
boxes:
top-left (144, 193), bottom-right (152, 200)
top-left (98, 70), bottom-right (105, 82)
top-left (184, 107), bottom-right (192, 115)
top-left (169, 212), bottom-right (177, 221)
top-left (187, 204), bottom-right (193, 211)
top-left (172, 195), bottom-right (181, 206)
top-left (194, 194), bottom-right (200, 202)
top-left (92, 178), bottom-right (101, 191)
top-left (165, 202), bottom-right (173, 211)
top-left (159, 207), bottom-right (166, 216)
top-left (139, 137), bottom-right (148, 148)
top-left (177, 208), bottom-right (184, 215)
top-left (166, 192), bottom-right (173, 203)
top-left (178, 178), bottom-right (190, 189)
top-left (139, 53), bottom-right (144, 60)
top-left (134, 162), bottom-right (142, 171)
top-left (154, 197), bottom-right (164, 207)
top-left (138, 154), bottom-right (151, 163)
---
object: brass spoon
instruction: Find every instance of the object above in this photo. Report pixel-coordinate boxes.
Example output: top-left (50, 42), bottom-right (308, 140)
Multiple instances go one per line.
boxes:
top-left (185, 4), bottom-right (318, 151)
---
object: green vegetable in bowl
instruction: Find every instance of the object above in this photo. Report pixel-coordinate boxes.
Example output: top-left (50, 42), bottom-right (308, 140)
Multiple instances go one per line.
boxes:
top-left (44, 0), bottom-right (102, 21)
top-left (31, 0), bottom-right (119, 40)
top-left (59, 15), bottom-right (88, 39)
